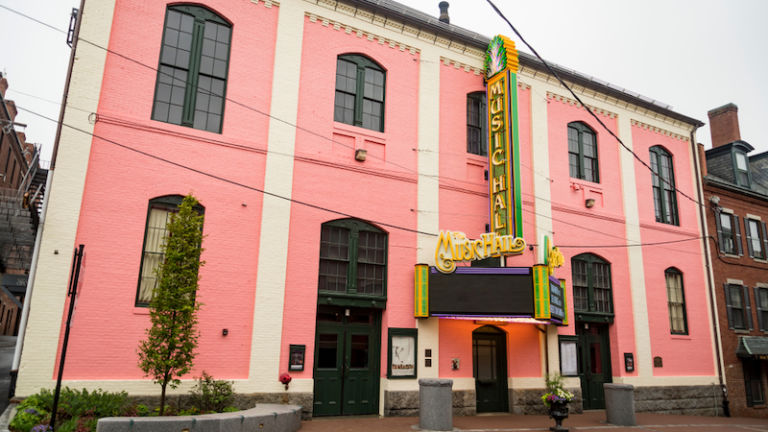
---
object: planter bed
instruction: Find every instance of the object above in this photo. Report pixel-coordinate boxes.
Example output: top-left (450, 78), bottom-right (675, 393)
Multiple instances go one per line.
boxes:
top-left (96, 404), bottom-right (302, 432)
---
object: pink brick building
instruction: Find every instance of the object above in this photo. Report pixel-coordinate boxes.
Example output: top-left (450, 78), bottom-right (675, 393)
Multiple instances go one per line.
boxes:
top-left (16, 0), bottom-right (722, 417)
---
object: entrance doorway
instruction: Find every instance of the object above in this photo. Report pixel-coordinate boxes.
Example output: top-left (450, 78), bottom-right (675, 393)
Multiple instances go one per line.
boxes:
top-left (312, 306), bottom-right (380, 416)
top-left (473, 326), bottom-right (509, 412)
top-left (576, 323), bottom-right (611, 409)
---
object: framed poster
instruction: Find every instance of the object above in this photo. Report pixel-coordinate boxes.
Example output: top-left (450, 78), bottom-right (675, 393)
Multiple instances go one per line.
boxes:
top-left (388, 328), bottom-right (417, 378)
top-left (559, 336), bottom-right (578, 377)
top-left (289, 344), bottom-right (305, 371)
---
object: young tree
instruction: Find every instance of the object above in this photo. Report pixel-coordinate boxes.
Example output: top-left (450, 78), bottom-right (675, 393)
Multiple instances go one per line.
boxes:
top-left (138, 194), bottom-right (205, 415)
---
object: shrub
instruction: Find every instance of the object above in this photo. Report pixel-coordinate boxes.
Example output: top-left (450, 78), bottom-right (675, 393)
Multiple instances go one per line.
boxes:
top-left (188, 371), bottom-right (234, 413)
top-left (10, 388), bottom-right (129, 432)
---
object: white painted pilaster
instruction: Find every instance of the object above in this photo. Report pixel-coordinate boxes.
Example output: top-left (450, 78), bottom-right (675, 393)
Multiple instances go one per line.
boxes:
top-left (246, 1), bottom-right (304, 392)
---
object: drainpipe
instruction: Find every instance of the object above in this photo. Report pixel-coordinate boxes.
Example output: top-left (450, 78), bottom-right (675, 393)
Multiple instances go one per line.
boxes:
top-left (690, 126), bottom-right (729, 416)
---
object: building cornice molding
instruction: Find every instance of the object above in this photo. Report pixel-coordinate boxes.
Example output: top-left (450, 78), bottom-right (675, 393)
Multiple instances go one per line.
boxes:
top-left (546, 91), bottom-right (618, 119)
top-left (306, 11), bottom-right (419, 55)
top-left (630, 119), bottom-right (690, 142)
top-left (438, 57), bottom-right (532, 90)
top-left (250, 0), bottom-right (279, 7)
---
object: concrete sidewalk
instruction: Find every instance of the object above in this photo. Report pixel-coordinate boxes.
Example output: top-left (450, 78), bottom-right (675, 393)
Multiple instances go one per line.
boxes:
top-left (301, 411), bottom-right (768, 432)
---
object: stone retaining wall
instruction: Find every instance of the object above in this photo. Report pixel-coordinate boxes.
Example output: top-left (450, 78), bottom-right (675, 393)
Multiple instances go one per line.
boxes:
top-left (383, 390), bottom-right (476, 417)
top-left (128, 392), bottom-right (313, 420)
top-left (635, 385), bottom-right (723, 416)
top-left (96, 404), bottom-right (301, 432)
top-left (509, 387), bottom-right (582, 415)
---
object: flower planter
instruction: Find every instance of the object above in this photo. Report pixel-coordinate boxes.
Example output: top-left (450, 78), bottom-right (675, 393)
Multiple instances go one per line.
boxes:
top-left (547, 400), bottom-right (569, 432)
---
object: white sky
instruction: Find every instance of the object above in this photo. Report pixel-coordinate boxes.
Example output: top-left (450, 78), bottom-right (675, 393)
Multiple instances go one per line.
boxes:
top-left (1, 0), bottom-right (767, 163)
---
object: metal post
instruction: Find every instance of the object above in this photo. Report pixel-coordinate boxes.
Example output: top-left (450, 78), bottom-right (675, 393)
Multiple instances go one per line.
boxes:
top-left (50, 244), bottom-right (84, 431)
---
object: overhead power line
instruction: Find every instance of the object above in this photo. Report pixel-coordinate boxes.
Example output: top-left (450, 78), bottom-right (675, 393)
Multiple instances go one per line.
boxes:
top-left (484, 0), bottom-right (703, 209)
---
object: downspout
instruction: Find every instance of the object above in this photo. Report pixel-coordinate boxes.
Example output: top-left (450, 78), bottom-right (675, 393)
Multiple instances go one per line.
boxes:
top-left (10, 0), bottom-right (86, 397)
top-left (691, 126), bottom-right (729, 416)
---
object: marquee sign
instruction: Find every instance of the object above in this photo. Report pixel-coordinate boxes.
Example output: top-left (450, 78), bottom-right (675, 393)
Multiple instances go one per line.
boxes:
top-left (434, 230), bottom-right (525, 274)
top-left (485, 35), bottom-right (522, 238)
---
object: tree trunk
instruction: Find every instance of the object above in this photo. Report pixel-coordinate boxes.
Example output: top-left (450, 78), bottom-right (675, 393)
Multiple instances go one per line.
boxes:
top-left (160, 381), bottom-right (167, 416)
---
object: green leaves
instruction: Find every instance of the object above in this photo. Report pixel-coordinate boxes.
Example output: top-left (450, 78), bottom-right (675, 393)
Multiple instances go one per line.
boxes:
top-left (137, 194), bottom-right (204, 415)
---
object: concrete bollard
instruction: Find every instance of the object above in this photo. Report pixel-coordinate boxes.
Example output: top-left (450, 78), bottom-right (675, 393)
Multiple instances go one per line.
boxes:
top-left (604, 383), bottom-right (636, 426)
top-left (419, 378), bottom-right (453, 431)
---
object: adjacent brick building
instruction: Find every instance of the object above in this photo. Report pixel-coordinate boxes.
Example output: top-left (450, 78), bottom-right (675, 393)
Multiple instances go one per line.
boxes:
top-left (0, 73), bottom-right (47, 336)
top-left (703, 103), bottom-right (768, 418)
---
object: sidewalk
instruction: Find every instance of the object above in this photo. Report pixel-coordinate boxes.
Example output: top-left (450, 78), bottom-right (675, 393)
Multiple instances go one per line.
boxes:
top-left (301, 411), bottom-right (768, 432)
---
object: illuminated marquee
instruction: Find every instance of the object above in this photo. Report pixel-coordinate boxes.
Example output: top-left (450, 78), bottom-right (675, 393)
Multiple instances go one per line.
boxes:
top-left (434, 230), bottom-right (525, 274)
top-left (485, 35), bottom-right (522, 238)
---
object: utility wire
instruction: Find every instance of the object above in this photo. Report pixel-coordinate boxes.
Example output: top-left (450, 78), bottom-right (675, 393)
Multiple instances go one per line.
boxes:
top-left (2, 5), bottom-right (711, 252)
top-left (484, 0), bottom-right (703, 209)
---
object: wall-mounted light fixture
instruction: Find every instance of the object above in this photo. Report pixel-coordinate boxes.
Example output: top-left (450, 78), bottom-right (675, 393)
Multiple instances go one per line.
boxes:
top-left (222, 328), bottom-right (228, 336)
top-left (585, 198), bottom-right (596, 208)
top-left (355, 149), bottom-right (367, 161)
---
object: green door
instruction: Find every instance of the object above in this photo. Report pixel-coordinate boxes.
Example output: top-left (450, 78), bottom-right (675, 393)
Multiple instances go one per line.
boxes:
top-left (577, 323), bottom-right (611, 409)
top-left (473, 326), bottom-right (509, 413)
top-left (313, 307), bottom-right (380, 416)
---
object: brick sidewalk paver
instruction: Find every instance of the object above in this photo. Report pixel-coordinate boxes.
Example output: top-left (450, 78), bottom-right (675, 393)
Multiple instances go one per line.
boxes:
top-left (301, 411), bottom-right (768, 432)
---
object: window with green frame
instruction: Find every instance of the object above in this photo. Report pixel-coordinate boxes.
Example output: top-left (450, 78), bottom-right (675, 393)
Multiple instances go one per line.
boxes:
top-left (334, 54), bottom-right (386, 132)
top-left (571, 253), bottom-right (613, 317)
top-left (467, 92), bottom-right (487, 156)
top-left (665, 267), bottom-right (687, 334)
top-left (152, 5), bottom-right (231, 133)
top-left (318, 219), bottom-right (387, 298)
top-left (716, 211), bottom-right (742, 256)
top-left (650, 146), bottom-right (679, 225)
top-left (567, 121), bottom-right (599, 183)
top-left (136, 195), bottom-right (205, 306)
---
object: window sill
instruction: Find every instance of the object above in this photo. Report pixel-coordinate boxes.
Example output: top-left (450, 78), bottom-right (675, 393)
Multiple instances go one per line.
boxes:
top-left (569, 179), bottom-right (602, 191)
top-left (670, 334), bottom-right (691, 340)
top-left (732, 329), bottom-right (751, 334)
top-left (750, 257), bottom-right (768, 263)
top-left (332, 122), bottom-right (386, 141)
top-left (133, 307), bottom-right (150, 315)
top-left (721, 253), bottom-right (741, 259)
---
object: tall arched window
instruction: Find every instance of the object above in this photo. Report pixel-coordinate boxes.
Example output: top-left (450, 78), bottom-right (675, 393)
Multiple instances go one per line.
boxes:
top-left (568, 122), bottom-right (599, 183)
top-left (318, 219), bottom-right (387, 297)
top-left (650, 146), bottom-right (679, 225)
top-left (571, 253), bottom-right (612, 317)
top-left (665, 267), bottom-right (687, 334)
top-left (334, 54), bottom-right (386, 132)
top-left (152, 5), bottom-right (231, 133)
top-left (467, 92), bottom-right (487, 156)
top-left (136, 195), bottom-right (205, 306)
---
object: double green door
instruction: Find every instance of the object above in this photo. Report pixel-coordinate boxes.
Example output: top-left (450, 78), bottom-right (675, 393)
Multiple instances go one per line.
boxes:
top-left (577, 323), bottom-right (611, 409)
top-left (313, 307), bottom-right (380, 416)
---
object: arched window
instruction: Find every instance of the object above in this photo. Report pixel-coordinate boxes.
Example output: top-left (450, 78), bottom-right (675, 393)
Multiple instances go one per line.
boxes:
top-left (467, 92), bottom-right (487, 156)
top-left (334, 54), bottom-right (386, 132)
top-left (568, 122), bottom-right (599, 183)
top-left (665, 268), bottom-right (687, 334)
top-left (650, 146), bottom-right (679, 225)
top-left (152, 5), bottom-right (231, 133)
top-left (318, 219), bottom-right (387, 297)
top-left (136, 195), bottom-right (205, 306)
top-left (571, 253), bottom-right (612, 317)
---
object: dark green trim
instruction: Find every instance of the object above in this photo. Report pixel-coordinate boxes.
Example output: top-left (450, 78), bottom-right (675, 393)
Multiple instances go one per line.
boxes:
top-left (335, 54), bottom-right (386, 132)
top-left (318, 218), bottom-right (388, 302)
top-left (152, 5), bottom-right (231, 133)
top-left (571, 253), bottom-right (614, 318)
top-left (649, 145), bottom-right (679, 226)
top-left (665, 267), bottom-right (688, 335)
top-left (387, 328), bottom-right (417, 379)
top-left (567, 121), bottom-right (599, 183)
top-left (135, 195), bottom-right (205, 307)
top-left (732, 148), bottom-right (752, 188)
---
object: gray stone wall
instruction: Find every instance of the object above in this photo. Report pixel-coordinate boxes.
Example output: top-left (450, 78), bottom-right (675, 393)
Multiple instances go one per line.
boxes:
top-left (383, 390), bottom-right (476, 417)
top-left (509, 387), bottom-right (582, 415)
top-left (634, 385), bottom-right (723, 416)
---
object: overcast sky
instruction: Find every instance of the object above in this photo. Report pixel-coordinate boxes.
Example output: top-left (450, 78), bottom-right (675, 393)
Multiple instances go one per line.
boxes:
top-left (2, 0), bottom-right (767, 163)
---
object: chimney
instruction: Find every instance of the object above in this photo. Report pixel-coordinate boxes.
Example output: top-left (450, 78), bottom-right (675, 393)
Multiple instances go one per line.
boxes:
top-left (698, 143), bottom-right (707, 177)
top-left (438, 2), bottom-right (450, 24)
top-left (707, 103), bottom-right (740, 148)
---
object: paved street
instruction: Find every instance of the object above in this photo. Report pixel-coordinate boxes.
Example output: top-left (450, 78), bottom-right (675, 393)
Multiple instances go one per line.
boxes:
top-left (301, 411), bottom-right (768, 432)
top-left (0, 337), bottom-right (15, 415)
